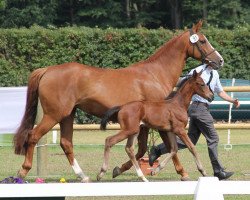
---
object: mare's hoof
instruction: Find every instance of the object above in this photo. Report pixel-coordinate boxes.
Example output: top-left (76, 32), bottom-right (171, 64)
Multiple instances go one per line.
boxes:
top-left (142, 177), bottom-right (149, 182)
top-left (81, 177), bottom-right (91, 183)
top-left (112, 166), bottom-right (121, 178)
top-left (17, 169), bottom-right (27, 179)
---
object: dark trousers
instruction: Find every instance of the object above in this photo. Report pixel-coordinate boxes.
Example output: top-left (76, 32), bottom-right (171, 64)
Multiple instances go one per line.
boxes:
top-left (157, 102), bottom-right (224, 173)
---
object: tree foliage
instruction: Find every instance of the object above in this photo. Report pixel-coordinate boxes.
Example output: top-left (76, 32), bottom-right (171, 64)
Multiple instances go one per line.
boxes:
top-left (0, 0), bottom-right (249, 29)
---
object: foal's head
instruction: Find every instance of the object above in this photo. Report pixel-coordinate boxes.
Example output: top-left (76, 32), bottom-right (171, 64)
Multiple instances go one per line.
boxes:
top-left (190, 70), bottom-right (214, 102)
top-left (186, 20), bottom-right (224, 70)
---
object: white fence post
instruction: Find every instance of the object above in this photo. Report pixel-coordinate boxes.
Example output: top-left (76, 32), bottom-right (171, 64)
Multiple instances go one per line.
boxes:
top-left (52, 130), bottom-right (57, 144)
top-left (224, 78), bottom-right (235, 150)
top-left (195, 177), bottom-right (224, 200)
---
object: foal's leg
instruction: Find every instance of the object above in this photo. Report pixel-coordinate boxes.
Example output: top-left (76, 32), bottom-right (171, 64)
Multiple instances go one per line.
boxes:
top-left (149, 131), bottom-right (189, 180)
top-left (125, 135), bottom-right (148, 182)
top-left (112, 125), bottom-right (149, 178)
top-left (176, 129), bottom-right (207, 176)
top-left (18, 115), bottom-right (57, 178)
top-left (59, 112), bottom-right (90, 183)
top-left (112, 127), bottom-right (189, 181)
top-left (166, 131), bottom-right (189, 181)
top-left (151, 131), bottom-right (178, 175)
top-left (172, 154), bottom-right (190, 181)
top-left (97, 130), bottom-right (132, 181)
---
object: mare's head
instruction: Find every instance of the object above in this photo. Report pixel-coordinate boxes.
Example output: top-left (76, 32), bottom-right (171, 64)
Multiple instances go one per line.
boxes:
top-left (186, 20), bottom-right (224, 70)
top-left (190, 70), bottom-right (214, 102)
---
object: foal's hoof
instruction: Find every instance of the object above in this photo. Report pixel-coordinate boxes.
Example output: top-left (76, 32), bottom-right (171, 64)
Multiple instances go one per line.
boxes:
top-left (201, 171), bottom-right (207, 177)
top-left (97, 173), bottom-right (103, 181)
top-left (181, 176), bottom-right (190, 181)
top-left (112, 166), bottom-right (121, 178)
top-left (150, 170), bottom-right (157, 176)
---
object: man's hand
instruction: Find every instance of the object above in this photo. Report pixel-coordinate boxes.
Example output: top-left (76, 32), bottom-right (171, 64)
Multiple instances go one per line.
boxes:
top-left (233, 98), bottom-right (240, 108)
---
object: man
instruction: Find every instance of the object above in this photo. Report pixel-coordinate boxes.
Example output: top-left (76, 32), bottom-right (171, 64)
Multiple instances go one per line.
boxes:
top-left (149, 63), bottom-right (240, 180)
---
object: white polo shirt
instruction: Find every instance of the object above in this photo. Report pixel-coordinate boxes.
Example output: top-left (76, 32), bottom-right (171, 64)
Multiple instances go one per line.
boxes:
top-left (188, 64), bottom-right (223, 104)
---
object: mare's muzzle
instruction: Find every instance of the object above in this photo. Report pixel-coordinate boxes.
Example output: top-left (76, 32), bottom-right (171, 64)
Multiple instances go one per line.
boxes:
top-left (205, 57), bottom-right (224, 70)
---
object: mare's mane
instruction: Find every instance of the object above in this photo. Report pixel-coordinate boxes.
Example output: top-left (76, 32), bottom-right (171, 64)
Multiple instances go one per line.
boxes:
top-left (143, 30), bottom-right (189, 64)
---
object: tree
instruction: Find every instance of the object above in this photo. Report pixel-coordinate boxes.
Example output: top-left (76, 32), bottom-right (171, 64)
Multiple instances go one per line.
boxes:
top-left (168, 0), bottom-right (182, 29)
top-left (0, 0), bottom-right (249, 29)
top-left (0, 0), bottom-right (57, 28)
top-left (207, 0), bottom-right (247, 28)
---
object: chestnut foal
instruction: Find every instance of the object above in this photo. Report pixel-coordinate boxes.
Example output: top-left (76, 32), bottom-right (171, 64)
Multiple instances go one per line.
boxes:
top-left (98, 70), bottom-right (214, 182)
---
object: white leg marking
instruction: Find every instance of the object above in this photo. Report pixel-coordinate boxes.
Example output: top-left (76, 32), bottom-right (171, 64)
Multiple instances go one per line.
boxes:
top-left (71, 158), bottom-right (90, 182)
top-left (134, 165), bottom-right (149, 182)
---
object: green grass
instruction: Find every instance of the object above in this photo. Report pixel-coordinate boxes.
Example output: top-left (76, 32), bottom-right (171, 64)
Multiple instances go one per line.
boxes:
top-left (0, 129), bottom-right (250, 199)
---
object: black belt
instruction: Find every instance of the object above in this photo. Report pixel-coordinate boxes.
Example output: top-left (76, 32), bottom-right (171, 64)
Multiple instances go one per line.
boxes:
top-left (192, 101), bottom-right (209, 108)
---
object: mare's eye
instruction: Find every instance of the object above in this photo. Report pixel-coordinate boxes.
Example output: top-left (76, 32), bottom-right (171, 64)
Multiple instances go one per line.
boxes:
top-left (201, 84), bottom-right (205, 87)
top-left (200, 40), bottom-right (206, 44)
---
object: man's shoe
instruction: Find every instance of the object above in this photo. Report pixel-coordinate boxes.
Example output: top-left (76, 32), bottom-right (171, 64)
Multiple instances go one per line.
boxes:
top-left (214, 170), bottom-right (234, 180)
top-left (149, 146), bottom-right (160, 167)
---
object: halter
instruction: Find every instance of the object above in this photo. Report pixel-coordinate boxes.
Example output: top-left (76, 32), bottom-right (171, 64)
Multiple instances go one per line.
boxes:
top-left (189, 29), bottom-right (216, 64)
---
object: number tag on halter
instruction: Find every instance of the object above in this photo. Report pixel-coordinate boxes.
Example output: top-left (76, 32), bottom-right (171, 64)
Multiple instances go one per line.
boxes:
top-left (190, 34), bottom-right (199, 43)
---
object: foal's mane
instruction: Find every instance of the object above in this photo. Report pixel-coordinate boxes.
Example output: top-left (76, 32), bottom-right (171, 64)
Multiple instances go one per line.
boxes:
top-left (165, 75), bottom-right (191, 100)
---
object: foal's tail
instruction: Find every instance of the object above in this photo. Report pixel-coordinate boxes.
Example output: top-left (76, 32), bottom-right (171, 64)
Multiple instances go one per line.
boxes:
top-left (100, 106), bottom-right (121, 130)
top-left (13, 68), bottom-right (47, 155)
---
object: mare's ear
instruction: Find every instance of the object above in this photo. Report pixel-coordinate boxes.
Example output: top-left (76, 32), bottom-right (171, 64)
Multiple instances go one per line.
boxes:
top-left (192, 20), bottom-right (203, 33)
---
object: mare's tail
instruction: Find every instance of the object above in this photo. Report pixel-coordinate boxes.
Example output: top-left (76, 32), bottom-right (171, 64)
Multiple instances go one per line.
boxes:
top-left (100, 106), bottom-right (121, 130)
top-left (13, 68), bottom-right (47, 155)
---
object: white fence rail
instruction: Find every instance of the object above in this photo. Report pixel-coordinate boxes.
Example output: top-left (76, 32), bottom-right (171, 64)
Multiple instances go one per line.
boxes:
top-left (0, 177), bottom-right (250, 200)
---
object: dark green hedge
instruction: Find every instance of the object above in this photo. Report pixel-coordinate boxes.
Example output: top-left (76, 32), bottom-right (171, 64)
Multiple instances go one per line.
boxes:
top-left (0, 25), bottom-right (249, 87)
top-left (0, 26), bottom-right (249, 123)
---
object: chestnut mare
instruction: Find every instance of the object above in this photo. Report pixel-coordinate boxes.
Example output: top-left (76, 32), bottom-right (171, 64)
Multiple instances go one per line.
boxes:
top-left (14, 20), bottom-right (223, 182)
top-left (98, 70), bottom-right (213, 181)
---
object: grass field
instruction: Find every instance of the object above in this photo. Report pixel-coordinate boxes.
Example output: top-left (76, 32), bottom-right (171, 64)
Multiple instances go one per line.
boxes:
top-left (0, 129), bottom-right (250, 199)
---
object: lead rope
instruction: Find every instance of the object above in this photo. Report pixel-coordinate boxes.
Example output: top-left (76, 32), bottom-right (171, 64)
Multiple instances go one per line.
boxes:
top-left (206, 69), bottom-right (214, 102)
top-left (207, 70), bottom-right (213, 92)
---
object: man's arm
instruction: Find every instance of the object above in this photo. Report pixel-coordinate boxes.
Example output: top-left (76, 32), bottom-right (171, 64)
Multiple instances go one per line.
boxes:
top-left (217, 91), bottom-right (240, 108)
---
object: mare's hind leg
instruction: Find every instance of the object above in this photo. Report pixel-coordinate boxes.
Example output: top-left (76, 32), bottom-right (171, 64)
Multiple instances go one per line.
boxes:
top-left (152, 131), bottom-right (178, 176)
top-left (18, 115), bottom-right (57, 178)
top-left (113, 125), bottom-right (149, 178)
top-left (59, 111), bottom-right (90, 183)
top-left (125, 135), bottom-right (148, 182)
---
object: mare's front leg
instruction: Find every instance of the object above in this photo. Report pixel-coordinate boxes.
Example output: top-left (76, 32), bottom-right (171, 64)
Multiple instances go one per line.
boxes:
top-left (60, 113), bottom-right (90, 183)
top-left (113, 125), bottom-right (149, 178)
top-left (97, 130), bottom-right (129, 181)
top-left (125, 135), bottom-right (148, 182)
top-left (176, 128), bottom-right (207, 176)
top-left (151, 131), bottom-right (178, 175)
